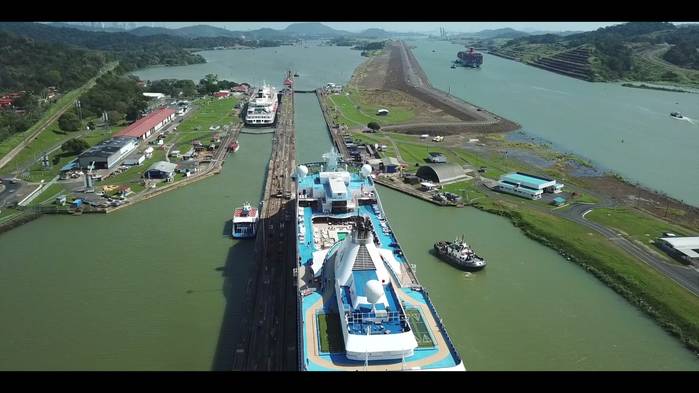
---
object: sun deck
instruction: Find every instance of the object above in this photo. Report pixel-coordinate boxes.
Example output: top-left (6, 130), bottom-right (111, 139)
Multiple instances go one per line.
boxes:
top-left (297, 168), bottom-right (465, 371)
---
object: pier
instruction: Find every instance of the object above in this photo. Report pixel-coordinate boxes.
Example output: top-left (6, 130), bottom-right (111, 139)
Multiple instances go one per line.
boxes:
top-left (232, 90), bottom-right (299, 371)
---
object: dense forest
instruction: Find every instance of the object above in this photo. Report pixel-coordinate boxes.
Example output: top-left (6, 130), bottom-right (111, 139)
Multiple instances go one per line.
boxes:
top-left (0, 22), bottom-right (289, 73)
top-left (0, 31), bottom-right (107, 93)
top-left (79, 72), bottom-right (149, 123)
top-left (0, 31), bottom-right (108, 144)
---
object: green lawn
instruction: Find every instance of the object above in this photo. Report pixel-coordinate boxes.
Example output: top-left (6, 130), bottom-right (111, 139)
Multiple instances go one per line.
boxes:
top-left (27, 183), bottom-right (67, 207)
top-left (587, 208), bottom-right (698, 245)
top-left (328, 90), bottom-right (415, 128)
top-left (405, 309), bottom-right (435, 348)
top-left (317, 313), bottom-right (345, 353)
top-left (174, 97), bottom-right (239, 153)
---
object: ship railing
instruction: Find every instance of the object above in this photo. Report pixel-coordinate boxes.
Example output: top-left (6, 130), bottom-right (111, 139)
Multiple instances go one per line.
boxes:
top-left (297, 287), bottom-right (304, 371)
top-left (347, 310), bottom-right (404, 326)
top-left (418, 288), bottom-right (462, 366)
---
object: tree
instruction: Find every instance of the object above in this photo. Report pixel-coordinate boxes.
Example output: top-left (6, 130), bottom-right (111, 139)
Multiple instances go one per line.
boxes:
top-left (107, 110), bottom-right (125, 124)
top-left (58, 111), bottom-right (81, 131)
top-left (367, 122), bottom-right (381, 131)
top-left (61, 138), bottom-right (89, 154)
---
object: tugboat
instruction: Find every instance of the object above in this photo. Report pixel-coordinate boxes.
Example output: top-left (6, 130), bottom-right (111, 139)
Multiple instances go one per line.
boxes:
top-left (433, 235), bottom-right (486, 270)
top-left (670, 111), bottom-right (685, 119)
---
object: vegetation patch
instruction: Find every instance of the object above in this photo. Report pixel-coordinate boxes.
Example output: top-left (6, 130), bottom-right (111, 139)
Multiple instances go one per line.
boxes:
top-left (405, 309), bottom-right (435, 348)
top-left (317, 313), bottom-right (345, 353)
top-left (174, 97), bottom-right (239, 153)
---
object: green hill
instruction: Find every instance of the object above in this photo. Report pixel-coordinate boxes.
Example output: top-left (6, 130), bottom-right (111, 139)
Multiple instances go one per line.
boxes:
top-left (489, 22), bottom-right (699, 86)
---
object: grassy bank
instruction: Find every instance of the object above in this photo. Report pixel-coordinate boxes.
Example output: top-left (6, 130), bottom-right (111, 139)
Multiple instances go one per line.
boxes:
top-left (173, 97), bottom-right (239, 153)
top-left (498, 205), bottom-right (699, 353)
top-left (587, 207), bottom-right (698, 246)
top-left (327, 88), bottom-right (415, 128)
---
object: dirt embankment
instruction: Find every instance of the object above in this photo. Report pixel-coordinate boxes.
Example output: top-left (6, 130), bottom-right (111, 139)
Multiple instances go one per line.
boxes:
top-left (582, 175), bottom-right (699, 229)
top-left (366, 41), bottom-right (519, 134)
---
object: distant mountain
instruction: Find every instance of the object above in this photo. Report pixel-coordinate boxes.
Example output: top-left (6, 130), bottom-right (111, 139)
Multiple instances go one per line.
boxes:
top-left (473, 28), bottom-right (529, 39)
top-left (282, 22), bottom-right (350, 37)
top-left (127, 26), bottom-right (180, 37)
top-left (527, 30), bottom-right (586, 37)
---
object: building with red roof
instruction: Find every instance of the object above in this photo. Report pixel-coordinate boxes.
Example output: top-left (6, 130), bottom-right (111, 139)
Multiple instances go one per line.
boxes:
top-left (115, 108), bottom-right (176, 140)
top-left (213, 90), bottom-right (231, 99)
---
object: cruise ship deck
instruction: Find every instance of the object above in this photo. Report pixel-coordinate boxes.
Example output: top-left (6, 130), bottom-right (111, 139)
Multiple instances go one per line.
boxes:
top-left (296, 158), bottom-right (464, 371)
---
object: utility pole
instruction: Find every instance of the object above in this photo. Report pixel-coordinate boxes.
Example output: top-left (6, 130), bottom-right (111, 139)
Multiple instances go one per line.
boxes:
top-left (75, 100), bottom-right (82, 123)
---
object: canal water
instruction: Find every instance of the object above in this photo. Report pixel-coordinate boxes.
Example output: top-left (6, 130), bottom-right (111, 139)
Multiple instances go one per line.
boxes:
top-left (133, 42), bottom-right (366, 92)
top-left (1, 43), bottom-right (697, 370)
top-left (0, 133), bottom-right (272, 370)
top-left (407, 39), bottom-right (699, 206)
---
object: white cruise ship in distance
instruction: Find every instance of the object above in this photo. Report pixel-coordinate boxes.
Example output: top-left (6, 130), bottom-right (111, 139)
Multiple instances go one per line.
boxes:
top-left (295, 150), bottom-right (465, 371)
top-left (244, 83), bottom-right (278, 126)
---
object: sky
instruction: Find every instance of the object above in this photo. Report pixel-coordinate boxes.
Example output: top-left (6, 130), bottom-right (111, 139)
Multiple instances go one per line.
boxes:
top-left (135, 22), bottom-right (626, 33)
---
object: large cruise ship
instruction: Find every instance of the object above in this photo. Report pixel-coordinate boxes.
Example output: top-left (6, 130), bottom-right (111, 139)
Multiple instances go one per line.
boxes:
top-left (244, 83), bottom-right (278, 126)
top-left (295, 150), bottom-right (465, 371)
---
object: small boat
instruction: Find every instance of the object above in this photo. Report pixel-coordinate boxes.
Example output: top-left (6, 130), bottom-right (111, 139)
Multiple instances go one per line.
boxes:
top-left (670, 112), bottom-right (685, 119)
top-left (450, 64), bottom-right (456, 69)
top-left (294, 73), bottom-right (299, 77)
top-left (433, 235), bottom-right (486, 271)
top-left (228, 141), bottom-right (240, 152)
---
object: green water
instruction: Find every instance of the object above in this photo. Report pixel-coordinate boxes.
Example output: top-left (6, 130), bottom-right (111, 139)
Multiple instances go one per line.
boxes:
top-left (294, 93), bottom-right (334, 162)
top-left (1, 44), bottom-right (698, 370)
top-left (408, 39), bottom-right (699, 206)
top-left (378, 186), bottom-right (699, 370)
top-left (0, 133), bottom-right (271, 370)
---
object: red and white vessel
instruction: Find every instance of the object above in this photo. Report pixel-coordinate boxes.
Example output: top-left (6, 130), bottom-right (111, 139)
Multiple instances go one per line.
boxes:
top-left (228, 141), bottom-right (240, 153)
top-left (232, 202), bottom-right (259, 239)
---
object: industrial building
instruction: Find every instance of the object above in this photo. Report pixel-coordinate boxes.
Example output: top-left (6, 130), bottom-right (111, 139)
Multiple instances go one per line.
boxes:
top-left (115, 108), bottom-right (177, 140)
top-left (416, 163), bottom-right (468, 184)
top-left (657, 237), bottom-right (699, 265)
top-left (382, 157), bottom-right (401, 173)
top-left (144, 161), bottom-right (177, 180)
top-left (123, 153), bottom-right (145, 166)
top-left (77, 137), bottom-right (138, 169)
top-left (496, 172), bottom-right (564, 200)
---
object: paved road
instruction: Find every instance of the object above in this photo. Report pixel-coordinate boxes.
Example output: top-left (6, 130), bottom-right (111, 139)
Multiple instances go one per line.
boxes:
top-left (555, 203), bottom-right (699, 297)
top-left (0, 178), bottom-right (21, 206)
top-left (475, 179), bottom-right (699, 297)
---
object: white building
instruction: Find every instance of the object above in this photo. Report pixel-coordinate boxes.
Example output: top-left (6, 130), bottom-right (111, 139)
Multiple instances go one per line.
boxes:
top-left (657, 237), bottom-right (699, 265)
